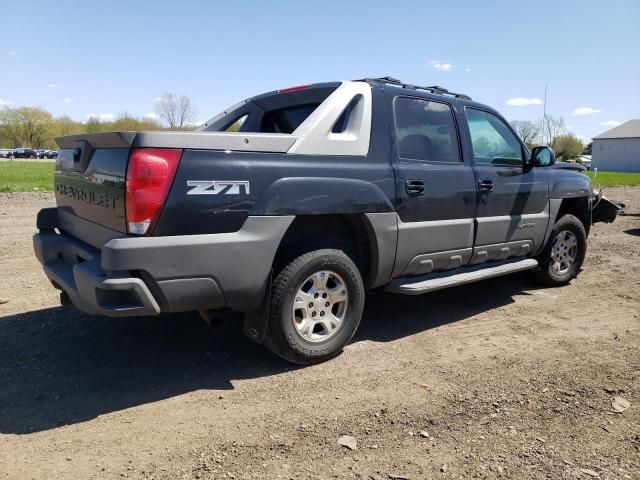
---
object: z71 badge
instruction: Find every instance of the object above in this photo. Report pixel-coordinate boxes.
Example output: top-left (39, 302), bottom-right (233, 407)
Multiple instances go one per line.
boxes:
top-left (186, 180), bottom-right (250, 195)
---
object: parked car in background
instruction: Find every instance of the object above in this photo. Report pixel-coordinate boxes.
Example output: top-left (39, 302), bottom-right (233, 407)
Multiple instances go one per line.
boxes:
top-left (576, 155), bottom-right (592, 170)
top-left (11, 148), bottom-right (37, 159)
top-left (36, 149), bottom-right (48, 159)
top-left (0, 149), bottom-right (13, 158)
top-left (45, 150), bottom-right (59, 159)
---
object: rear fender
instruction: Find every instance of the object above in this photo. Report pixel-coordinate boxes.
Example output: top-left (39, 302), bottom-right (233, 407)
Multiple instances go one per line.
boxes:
top-left (252, 177), bottom-right (394, 216)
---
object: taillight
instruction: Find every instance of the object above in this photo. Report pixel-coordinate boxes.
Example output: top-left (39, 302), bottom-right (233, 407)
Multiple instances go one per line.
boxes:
top-left (125, 148), bottom-right (181, 235)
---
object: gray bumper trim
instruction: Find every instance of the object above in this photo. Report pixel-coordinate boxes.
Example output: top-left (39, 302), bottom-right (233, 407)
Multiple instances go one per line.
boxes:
top-left (101, 216), bottom-right (295, 311)
top-left (33, 213), bottom-right (295, 315)
top-left (33, 232), bottom-right (161, 317)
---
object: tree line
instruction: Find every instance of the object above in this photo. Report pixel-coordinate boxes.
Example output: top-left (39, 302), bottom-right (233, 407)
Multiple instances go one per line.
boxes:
top-left (1, 96), bottom-right (590, 160)
top-left (0, 92), bottom-right (197, 149)
top-left (510, 115), bottom-right (589, 161)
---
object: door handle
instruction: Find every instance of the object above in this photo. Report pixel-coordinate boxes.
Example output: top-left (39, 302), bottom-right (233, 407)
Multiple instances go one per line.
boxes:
top-left (405, 179), bottom-right (425, 196)
top-left (478, 179), bottom-right (494, 192)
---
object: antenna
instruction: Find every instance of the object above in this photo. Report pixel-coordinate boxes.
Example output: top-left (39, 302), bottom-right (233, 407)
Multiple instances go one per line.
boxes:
top-left (542, 84), bottom-right (548, 145)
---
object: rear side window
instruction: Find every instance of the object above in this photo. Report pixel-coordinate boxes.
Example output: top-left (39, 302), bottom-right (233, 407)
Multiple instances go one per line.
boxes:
top-left (224, 115), bottom-right (248, 132)
top-left (466, 108), bottom-right (523, 166)
top-left (394, 97), bottom-right (460, 163)
top-left (199, 83), bottom-right (339, 134)
top-left (261, 104), bottom-right (321, 133)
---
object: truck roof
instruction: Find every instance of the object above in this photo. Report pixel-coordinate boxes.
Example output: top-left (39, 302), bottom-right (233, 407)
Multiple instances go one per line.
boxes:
top-left (361, 76), bottom-right (499, 115)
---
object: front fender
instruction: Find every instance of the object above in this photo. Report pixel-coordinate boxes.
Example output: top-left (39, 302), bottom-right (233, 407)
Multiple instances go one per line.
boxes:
top-left (252, 177), bottom-right (395, 215)
top-left (549, 170), bottom-right (592, 199)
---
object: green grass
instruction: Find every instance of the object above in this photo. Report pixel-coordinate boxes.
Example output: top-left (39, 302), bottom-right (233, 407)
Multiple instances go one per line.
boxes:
top-left (0, 161), bottom-right (55, 192)
top-left (1, 160), bottom-right (638, 193)
top-left (583, 170), bottom-right (640, 187)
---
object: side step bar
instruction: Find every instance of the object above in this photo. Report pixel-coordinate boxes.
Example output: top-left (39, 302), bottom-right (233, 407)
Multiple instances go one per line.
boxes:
top-left (385, 258), bottom-right (538, 295)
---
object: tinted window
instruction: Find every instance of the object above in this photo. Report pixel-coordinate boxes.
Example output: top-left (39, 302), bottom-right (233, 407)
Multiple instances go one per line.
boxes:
top-left (261, 103), bottom-right (321, 133)
top-left (466, 109), bottom-right (523, 166)
top-left (394, 97), bottom-right (460, 163)
top-left (224, 114), bottom-right (248, 132)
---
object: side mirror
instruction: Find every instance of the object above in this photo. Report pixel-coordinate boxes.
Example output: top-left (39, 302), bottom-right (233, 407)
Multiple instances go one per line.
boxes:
top-left (529, 146), bottom-right (556, 167)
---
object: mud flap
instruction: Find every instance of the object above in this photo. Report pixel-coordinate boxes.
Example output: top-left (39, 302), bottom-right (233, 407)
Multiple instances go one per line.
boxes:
top-left (592, 189), bottom-right (624, 224)
top-left (243, 273), bottom-right (272, 344)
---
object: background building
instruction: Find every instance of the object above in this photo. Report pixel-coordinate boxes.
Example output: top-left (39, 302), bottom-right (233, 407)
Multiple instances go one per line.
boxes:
top-left (592, 119), bottom-right (640, 172)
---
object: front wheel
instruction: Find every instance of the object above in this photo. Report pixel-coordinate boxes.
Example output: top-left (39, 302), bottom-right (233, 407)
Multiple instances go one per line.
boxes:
top-left (535, 214), bottom-right (587, 286)
top-left (263, 249), bottom-right (365, 365)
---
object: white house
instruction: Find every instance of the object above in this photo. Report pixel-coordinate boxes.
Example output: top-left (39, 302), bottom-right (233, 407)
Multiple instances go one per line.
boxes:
top-left (592, 119), bottom-right (640, 172)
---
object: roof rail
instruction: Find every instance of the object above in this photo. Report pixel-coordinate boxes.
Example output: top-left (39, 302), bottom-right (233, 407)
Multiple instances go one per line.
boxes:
top-left (357, 76), bottom-right (472, 100)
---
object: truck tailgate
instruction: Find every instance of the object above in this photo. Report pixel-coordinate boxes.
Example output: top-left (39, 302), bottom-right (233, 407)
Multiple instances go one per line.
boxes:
top-left (54, 133), bottom-right (132, 233)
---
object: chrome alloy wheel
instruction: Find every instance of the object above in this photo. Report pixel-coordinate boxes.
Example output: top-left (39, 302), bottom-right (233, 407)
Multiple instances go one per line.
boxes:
top-left (292, 270), bottom-right (349, 343)
top-left (550, 230), bottom-right (578, 275)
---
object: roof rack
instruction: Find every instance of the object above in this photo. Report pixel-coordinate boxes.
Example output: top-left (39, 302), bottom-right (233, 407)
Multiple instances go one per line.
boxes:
top-left (357, 76), bottom-right (472, 100)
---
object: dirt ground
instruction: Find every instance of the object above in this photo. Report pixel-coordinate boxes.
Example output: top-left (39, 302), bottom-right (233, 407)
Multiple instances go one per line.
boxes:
top-left (0, 189), bottom-right (638, 480)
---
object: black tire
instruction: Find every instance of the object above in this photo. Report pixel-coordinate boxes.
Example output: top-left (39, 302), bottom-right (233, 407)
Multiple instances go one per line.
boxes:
top-left (535, 214), bottom-right (586, 286)
top-left (263, 249), bottom-right (365, 365)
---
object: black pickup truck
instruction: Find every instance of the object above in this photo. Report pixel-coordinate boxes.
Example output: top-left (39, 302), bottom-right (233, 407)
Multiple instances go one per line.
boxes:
top-left (33, 77), bottom-right (620, 364)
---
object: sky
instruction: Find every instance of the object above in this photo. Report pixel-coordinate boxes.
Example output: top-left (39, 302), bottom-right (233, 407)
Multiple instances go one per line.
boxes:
top-left (1, 0), bottom-right (639, 142)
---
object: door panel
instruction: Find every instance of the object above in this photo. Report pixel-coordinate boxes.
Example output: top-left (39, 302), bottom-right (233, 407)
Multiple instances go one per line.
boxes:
top-left (393, 163), bottom-right (476, 277)
top-left (474, 164), bottom-right (550, 248)
top-left (390, 95), bottom-right (476, 277)
top-left (465, 108), bottom-right (550, 256)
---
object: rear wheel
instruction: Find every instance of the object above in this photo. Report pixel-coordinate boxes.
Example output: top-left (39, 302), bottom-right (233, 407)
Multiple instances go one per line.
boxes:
top-left (264, 249), bottom-right (365, 365)
top-left (535, 214), bottom-right (586, 286)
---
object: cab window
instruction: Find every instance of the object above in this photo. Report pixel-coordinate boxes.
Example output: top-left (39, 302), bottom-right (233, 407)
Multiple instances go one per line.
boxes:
top-left (466, 108), bottom-right (523, 166)
top-left (394, 97), bottom-right (461, 163)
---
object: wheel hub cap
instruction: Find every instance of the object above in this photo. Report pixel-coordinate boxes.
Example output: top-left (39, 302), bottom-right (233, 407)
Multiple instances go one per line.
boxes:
top-left (550, 230), bottom-right (578, 275)
top-left (292, 270), bottom-right (349, 343)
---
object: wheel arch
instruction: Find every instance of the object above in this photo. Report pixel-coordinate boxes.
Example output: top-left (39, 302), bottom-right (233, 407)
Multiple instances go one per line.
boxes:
top-left (273, 212), bottom-right (397, 289)
top-left (556, 196), bottom-right (591, 237)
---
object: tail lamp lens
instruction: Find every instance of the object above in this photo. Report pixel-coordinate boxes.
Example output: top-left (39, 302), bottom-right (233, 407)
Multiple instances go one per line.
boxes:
top-left (125, 148), bottom-right (181, 235)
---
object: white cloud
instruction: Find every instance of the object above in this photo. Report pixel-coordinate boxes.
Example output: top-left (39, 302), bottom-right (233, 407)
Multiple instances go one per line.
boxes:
top-left (600, 120), bottom-right (621, 127)
top-left (464, 67), bottom-right (471, 72)
top-left (87, 113), bottom-right (115, 121)
top-left (48, 83), bottom-right (65, 89)
top-left (0, 97), bottom-right (14, 106)
top-left (62, 97), bottom-right (72, 104)
top-left (506, 97), bottom-right (543, 106)
top-left (428, 60), bottom-right (454, 71)
top-left (143, 113), bottom-right (159, 120)
top-left (572, 106), bottom-right (601, 116)
top-left (8, 51), bottom-right (16, 56)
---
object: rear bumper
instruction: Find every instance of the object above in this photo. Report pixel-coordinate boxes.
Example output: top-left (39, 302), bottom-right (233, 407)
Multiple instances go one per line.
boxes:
top-left (33, 208), bottom-right (294, 317)
top-left (34, 231), bottom-right (162, 316)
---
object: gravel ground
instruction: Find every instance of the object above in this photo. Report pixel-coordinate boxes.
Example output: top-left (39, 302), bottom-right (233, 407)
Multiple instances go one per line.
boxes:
top-left (0, 189), bottom-right (638, 480)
